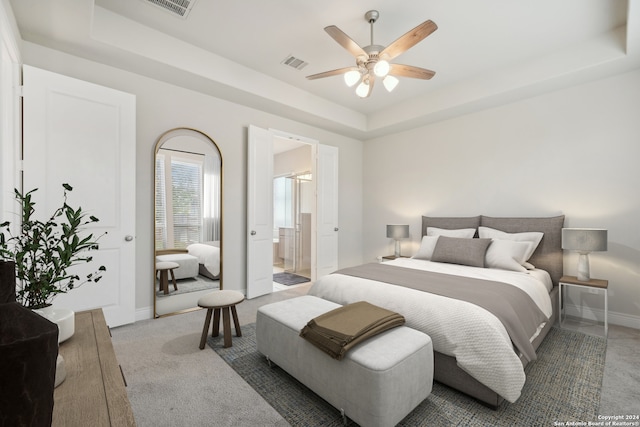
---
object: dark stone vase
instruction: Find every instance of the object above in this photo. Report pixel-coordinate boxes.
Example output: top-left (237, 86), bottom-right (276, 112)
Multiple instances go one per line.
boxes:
top-left (0, 260), bottom-right (16, 303)
top-left (0, 302), bottom-right (58, 426)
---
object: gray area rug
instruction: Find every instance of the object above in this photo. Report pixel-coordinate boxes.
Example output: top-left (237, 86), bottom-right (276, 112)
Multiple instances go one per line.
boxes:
top-left (273, 272), bottom-right (310, 286)
top-left (209, 324), bottom-right (606, 426)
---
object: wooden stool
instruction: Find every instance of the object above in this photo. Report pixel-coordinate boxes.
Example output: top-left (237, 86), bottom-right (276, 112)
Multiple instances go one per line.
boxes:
top-left (156, 261), bottom-right (179, 295)
top-left (198, 290), bottom-right (245, 349)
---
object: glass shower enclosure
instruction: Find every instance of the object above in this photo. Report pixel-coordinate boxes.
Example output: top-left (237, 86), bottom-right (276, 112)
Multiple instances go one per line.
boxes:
top-left (273, 172), bottom-right (312, 277)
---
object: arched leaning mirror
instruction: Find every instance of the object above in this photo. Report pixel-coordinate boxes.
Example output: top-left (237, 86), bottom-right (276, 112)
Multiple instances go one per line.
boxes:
top-left (153, 128), bottom-right (222, 317)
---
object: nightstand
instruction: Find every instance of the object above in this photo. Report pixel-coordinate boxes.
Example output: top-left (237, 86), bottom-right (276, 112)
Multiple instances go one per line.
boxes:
top-left (558, 275), bottom-right (608, 337)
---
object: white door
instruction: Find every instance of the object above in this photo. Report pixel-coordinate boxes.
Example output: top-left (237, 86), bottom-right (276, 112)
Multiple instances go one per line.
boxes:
top-left (22, 65), bottom-right (136, 327)
top-left (246, 125), bottom-right (274, 299)
top-left (314, 144), bottom-right (339, 279)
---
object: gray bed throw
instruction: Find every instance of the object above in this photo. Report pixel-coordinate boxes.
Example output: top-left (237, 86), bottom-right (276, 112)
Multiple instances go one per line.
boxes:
top-left (300, 301), bottom-right (405, 360)
top-left (335, 263), bottom-right (548, 363)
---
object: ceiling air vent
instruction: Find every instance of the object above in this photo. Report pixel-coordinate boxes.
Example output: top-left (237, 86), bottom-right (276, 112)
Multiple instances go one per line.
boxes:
top-left (142, 0), bottom-right (198, 19)
top-left (281, 55), bottom-right (309, 71)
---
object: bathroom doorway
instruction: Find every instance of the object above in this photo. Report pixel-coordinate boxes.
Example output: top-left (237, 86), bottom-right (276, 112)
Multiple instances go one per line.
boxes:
top-left (272, 139), bottom-right (313, 290)
top-left (247, 125), bottom-right (338, 299)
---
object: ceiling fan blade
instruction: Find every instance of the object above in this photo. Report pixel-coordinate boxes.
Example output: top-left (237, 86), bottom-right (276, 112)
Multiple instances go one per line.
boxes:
top-left (388, 64), bottom-right (436, 80)
top-left (324, 25), bottom-right (367, 58)
top-left (380, 20), bottom-right (437, 60)
top-left (306, 67), bottom-right (357, 80)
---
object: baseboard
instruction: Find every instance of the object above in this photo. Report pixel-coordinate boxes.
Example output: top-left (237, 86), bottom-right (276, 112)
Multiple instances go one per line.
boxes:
top-left (564, 303), bottom-right (640, 330)
top-left (135, 306), bottom-right (154, 322)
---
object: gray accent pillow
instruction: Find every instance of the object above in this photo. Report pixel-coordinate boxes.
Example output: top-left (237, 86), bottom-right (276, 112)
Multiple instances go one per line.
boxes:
top-left (431, 236), bottom-right (492, 268)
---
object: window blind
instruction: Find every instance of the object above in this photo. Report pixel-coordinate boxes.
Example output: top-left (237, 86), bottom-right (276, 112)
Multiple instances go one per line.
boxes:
top-left (156, 149), bottom-right (204, 249)
top-left (155, 154), bottom-right (168, 250)
top-left (171, 158), bottom-right (202, 248)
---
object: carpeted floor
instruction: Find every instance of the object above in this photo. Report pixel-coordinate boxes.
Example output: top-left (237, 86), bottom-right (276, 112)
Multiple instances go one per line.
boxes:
top-left (209, 324), bottom-right (607, 427)
top-left (272, 272), bottom-right (310, 286)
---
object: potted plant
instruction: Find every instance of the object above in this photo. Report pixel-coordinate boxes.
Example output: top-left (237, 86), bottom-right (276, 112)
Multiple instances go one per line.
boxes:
top-left (0, 184), bottom-right (106, 324)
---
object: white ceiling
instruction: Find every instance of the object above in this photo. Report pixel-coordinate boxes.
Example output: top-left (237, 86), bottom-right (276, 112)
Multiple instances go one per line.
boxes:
top-left (7, 0), bottom-right (639, 139)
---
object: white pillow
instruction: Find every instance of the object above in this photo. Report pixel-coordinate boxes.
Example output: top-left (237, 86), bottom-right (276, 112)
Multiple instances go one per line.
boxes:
top-left (426, 227), bottom-right (476, 238)
top-left (478, 226), bottom-right (543, 261)
top-left (412, 235), bottom-right (439, 260)
top-left (485, 239), bottom-right (530, 272)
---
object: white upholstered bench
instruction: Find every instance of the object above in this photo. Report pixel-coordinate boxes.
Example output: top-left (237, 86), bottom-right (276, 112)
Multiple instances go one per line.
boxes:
top-left (256, 295), bottom-right (433, 427)
top-left (156, 253), bottom-right (199, 280)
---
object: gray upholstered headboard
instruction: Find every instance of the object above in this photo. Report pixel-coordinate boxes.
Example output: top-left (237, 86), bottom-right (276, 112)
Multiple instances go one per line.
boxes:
top-left (421, 215), bottom-right (565, 286)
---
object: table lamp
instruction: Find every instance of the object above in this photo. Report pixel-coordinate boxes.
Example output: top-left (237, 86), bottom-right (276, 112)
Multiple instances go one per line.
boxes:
top-left (387, 224), bottom-right (409, 257)
top-left (561, 228), bottom-right (608, 281)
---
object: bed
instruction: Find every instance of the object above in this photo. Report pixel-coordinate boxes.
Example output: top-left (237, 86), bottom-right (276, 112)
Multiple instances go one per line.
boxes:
top-left (187, 241), bottom-right (220, 280)
top-left (308, 215), bottom-right (564, 407)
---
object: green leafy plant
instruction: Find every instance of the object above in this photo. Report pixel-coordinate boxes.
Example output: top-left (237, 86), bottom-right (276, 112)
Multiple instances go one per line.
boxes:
top-left (0, 184), bottom-right (106, 309)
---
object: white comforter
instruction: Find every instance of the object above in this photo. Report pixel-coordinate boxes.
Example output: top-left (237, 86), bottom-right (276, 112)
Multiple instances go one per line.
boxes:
top-left (307, 258), bottom-right (552, 403)
top-left (187, 242), bottom-right (220, 277)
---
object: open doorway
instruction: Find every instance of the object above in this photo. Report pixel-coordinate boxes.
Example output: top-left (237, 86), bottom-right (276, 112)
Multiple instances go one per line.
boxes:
top-left (247, 125), bottom-right (338, 299)
top-left (272, 137), bottom-right (312, 291)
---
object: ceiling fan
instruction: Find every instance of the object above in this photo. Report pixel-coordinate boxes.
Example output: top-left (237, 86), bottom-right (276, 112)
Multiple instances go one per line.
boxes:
top-left (307, 10), bottom-right (437, 98)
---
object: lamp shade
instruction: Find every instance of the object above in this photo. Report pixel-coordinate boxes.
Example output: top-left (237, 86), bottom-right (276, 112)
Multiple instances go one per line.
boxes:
top-left (355, 80), bottom-right (371, 98)
top-left (383, 75), bottom-right (399, 92)
top-left (387, 224), bottom-right (409, 239)
top-left (344, 70), bottom-right (361, 87)
top-left (562, 228), bottom-right (608, 252)
top-left (373, 60), bottom-right (390, 77)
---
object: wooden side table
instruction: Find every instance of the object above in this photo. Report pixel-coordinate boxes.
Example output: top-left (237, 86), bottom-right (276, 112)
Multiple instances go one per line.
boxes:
top-left (559, 275), bottom-right (608, 337)
top-left (54, 309), bottom-right (135, 426)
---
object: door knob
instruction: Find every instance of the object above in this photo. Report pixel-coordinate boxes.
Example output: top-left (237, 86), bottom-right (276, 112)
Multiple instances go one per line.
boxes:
top-left (251, 230), bottom-right (257, 235)
top-left (125, 235), bottom-right (134, 242)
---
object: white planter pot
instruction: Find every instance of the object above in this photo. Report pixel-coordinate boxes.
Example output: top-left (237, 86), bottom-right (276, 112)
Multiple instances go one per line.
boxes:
top-left (55, 354), bottom-right (67, 387)
top-left (33, 306), bottom-right (75, 388)
top-left (34, 306), bottom-right (75, 343)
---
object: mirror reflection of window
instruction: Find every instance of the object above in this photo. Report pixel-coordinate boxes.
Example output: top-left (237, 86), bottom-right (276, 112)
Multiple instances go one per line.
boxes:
top-left (156, 148), bottom-right (219, 249)
top-left (155, 153), bottom-right (168, 249)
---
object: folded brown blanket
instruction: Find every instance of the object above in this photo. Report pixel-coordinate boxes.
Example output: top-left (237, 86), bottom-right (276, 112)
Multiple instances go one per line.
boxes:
top-left (299, 301), bottom-right (405, 360)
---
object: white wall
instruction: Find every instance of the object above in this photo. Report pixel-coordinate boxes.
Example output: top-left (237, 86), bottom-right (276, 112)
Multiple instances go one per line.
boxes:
top-left (20, 42), bottom-right (364, 319)
top-left (0, 0), bottom-right (21, 229)
top-left (274, 145), bottom-right (312, 177)
top-left (363, 69), bottom-right (640, 329)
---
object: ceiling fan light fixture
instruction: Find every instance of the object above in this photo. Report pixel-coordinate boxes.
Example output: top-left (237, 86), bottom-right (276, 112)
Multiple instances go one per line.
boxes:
top-left (383, 75), bottom-right (399, 92)
top-left (307, 10), bottom-right (437, 98)
top-left (373, 60), bottom-right (390, 77)
top-left (355, 79), bottom-right (371, 98)
top-left (344, 70), bottom-right (361, 87)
